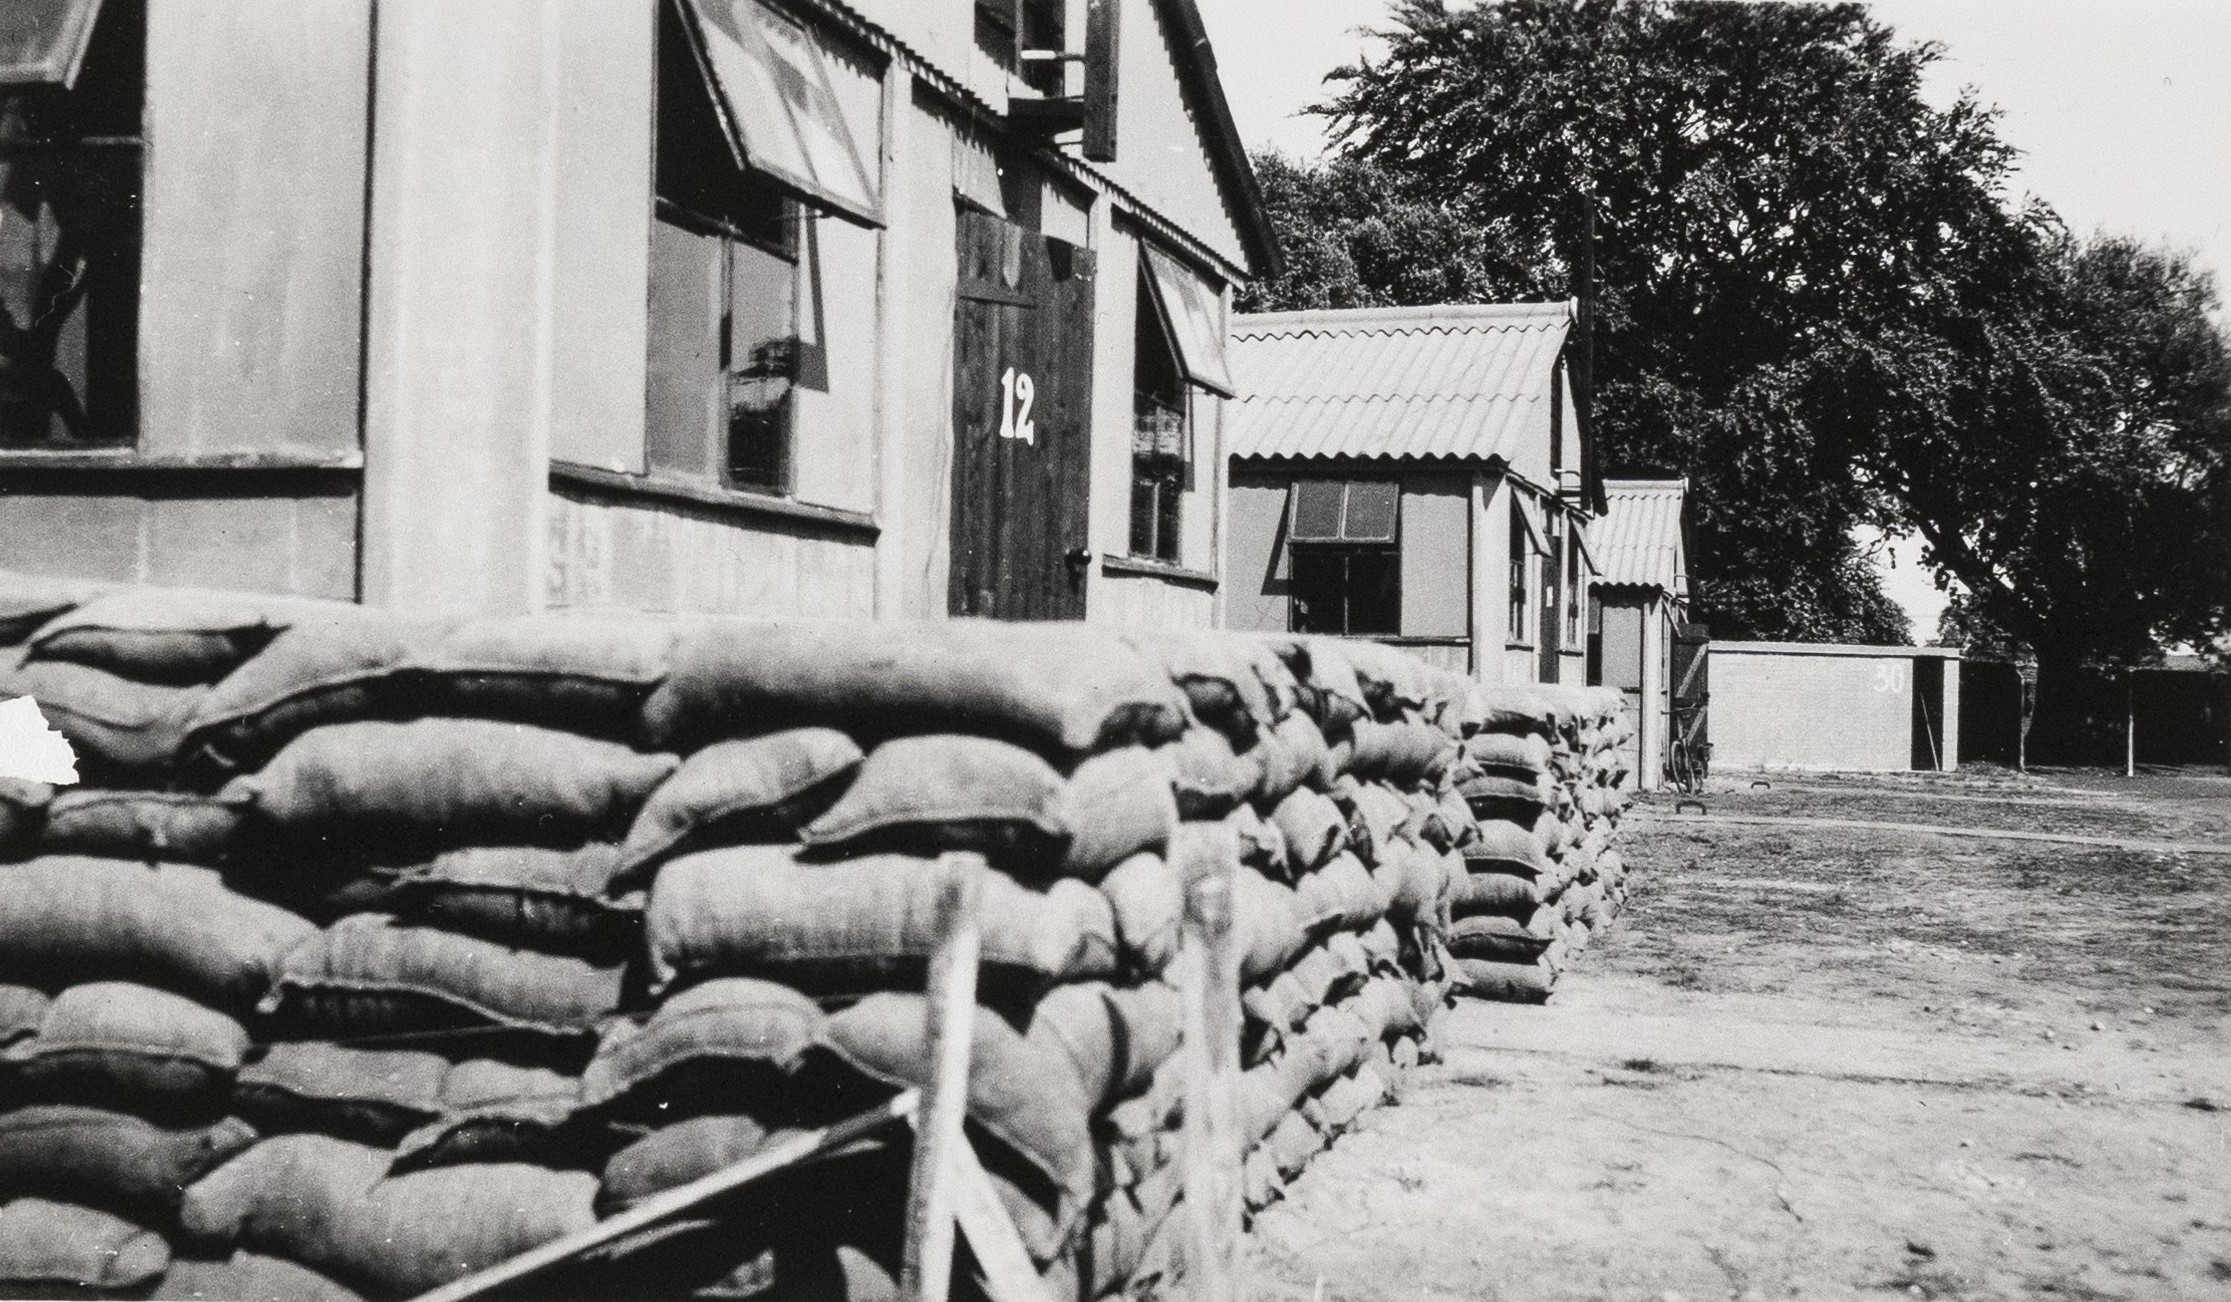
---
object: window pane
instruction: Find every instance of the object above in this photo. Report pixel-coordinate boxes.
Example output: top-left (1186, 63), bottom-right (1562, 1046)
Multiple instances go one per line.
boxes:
top-left (1342, 480), bottom-right (1397, 543)
top-left (0, 146), bottom-right (138, 447)
top-left (1291, 479), bottom-right (1343, 541)
top-left (1154, 468), bottom-right (1181, 563)
top-left (645, 217), bottom-right (722, 477)
top-left (1290, 549), bottom-right (1347, 634)
top-left (1347, 549), bottom-right (1400, 635)
top-left (1129, 469), bottom-right (1158, 558)
top-left (727, 235), bottom-right (797, 493)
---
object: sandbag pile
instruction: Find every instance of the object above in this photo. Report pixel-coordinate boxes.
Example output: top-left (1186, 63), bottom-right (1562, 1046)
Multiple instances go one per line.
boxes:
top-left (0, 573), bottom-right (1498, 1302)
top-left (1444, 685), bottom-right (1635, 1004)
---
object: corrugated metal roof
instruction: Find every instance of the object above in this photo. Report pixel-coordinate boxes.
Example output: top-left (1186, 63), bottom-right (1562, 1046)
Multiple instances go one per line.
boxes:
top-left (1592, 478), bottom-right (1687, 594)
top-left (1227, 302), bottom-right (1573, 462)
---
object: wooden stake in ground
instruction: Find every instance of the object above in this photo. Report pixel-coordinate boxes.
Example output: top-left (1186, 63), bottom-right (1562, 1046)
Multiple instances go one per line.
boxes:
top-left (901, 852), bottom-right (987, 1302)
top-left (1175, 822), bottom-right (1245, 1302)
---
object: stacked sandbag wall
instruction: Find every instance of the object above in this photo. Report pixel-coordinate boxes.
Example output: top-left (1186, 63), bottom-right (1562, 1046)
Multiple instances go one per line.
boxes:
top-left (1444, 686), bottom-right (1636, 1004)
top-left (0, 573), bottom-right (1493, 1302)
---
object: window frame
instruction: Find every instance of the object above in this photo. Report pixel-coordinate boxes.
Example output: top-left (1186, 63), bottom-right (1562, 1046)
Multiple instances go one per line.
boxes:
top-left (646, 0), bottom-right (841, 501)
top-left (1507, 501), bottom-right (1531, 647)
top-left (1128, 255), bottom-right (1192, 565)
top-left (1286, 474), bottom-right (1403, 638)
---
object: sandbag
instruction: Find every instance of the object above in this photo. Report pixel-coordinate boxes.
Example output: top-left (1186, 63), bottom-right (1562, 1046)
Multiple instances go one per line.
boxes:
top-left (1344, 719), bottom-right (1451, 785)
top-left (225, 720), bottom-right (678, 851)
top-left (0, 570), bottom-right (110, 645)
top-left (596, 1113), bottom-right (778, 1213)
top-left (1, 660), bottom-right (205, 774)
top-left (1464, 730), bottom-right (1552, 776)
top-left (1342, 782), bottom-right (1411, 859)
top-left (1466, 820), bottom-right (1551, 875)
top-left (638, 618), bottom-right (1189, 759)
top-left (1468, 688), bottom-right (1559, 737)
top-left (0, 858), bottom-right (314, 1013)
top-left (1233, 868), bottom-right (1310, 985)
top-left (4, 982), bottom-right (248, 1118)
top-left (1459, 773), bottom-right (1547, 822)
top-left (1252, 712), bottom-right (1328, 807)
top-left (400, 612), bottom-right (675, 740)
top-left (180, 613), bottom-right (448, 771)
top-left (1267, 787), bottom-right (1344, 873)
top-left (21, 588), bottom-right (336, 686)
top-left (648, 847), bottom-right (1117, 995)
top-left (1120, 630), bottom-right (1276, 740)
top-left (1223, 802), bottom-right (1289, 878)
top-left (1451, 867), bottom-right (1540, 917)
top-left (0, 985), bottom-right (48, 1048)
top-left (1347, 975), bottom-right (1424, 1043)
top-left (1259, 637), bottom-right (1366, 732)
top-left (1446, 912), bottom-right (1556, 963)
top-left (1021, 981), bottom-right (1181, 1109)
top-left (383, 843), bottom-right (637, 958)
top-left (150, 1252), bottom-right (366, 1302)
top-left (1266, 1109), bottom-right (1322, 1179)
top-left (1451, 956), bottom-right (1553, 1004)
top-left (1158, 725), bottom-right (1260, 819)
top-left (0, 1106), bottom-right (256, 1227)
top-left (1242, 971), bottom-right (1311, 1038)
top-left (0, 778), bottom-right (51, 858)
top-left (261, 914), bottom-right (626, 1046)
top-left (801, 733), bottom-right (1066, 868)
top-left (37, 789), bottom-right (249, 864)
top-left (615, 728), bottom-right (863, 883)
top-left (390, 1059), bottom-right (589, 1174)
top-left (1330, 638), bottom-right (1430, 720)
top-left (824, 993), bottom-right (1094, 1263)
top-left (178, 1134), bottom-right (599, 1298)
top-left (0, 1197), bottom-right (170, 1298)
top-left (1296, 851), bottom-right (1379, 933)
top-left (230, 1043), bottom-right (447, 1147)
top-left (582, 977), bottom-right (825, 1120)
top-left (1097, 851), bottom-right (1180, 977)
top-left (1049, 747), bottom-right (1177, 880)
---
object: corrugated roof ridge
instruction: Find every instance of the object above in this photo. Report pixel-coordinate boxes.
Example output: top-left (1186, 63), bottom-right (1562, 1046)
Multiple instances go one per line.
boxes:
top-left (1233, 300), bottom-right (1574, 335)
top-left (1231, 393), bottom-right (1546, 406)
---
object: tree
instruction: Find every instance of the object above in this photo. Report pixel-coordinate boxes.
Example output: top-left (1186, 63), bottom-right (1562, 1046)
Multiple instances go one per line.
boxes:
top-left (1864, 232), bottom-right (2231, 755)
top-left (1263, 0), bottom-right (2028, 643)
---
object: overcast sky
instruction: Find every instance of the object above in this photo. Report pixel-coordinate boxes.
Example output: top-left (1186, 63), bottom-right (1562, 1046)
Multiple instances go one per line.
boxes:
top-left (1199, 0), bottom-right (2231, 639)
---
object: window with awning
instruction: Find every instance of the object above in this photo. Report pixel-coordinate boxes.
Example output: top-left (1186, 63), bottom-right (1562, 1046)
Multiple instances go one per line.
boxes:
top-left (675, 0), bottom-right (881, 229)
top-left (1139, 245), bottom-right (1234, 398)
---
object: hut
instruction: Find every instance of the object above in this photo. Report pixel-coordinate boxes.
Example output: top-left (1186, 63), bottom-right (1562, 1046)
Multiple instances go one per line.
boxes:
top-left (0, 0), bottom-right (1275, 627)
top-left (1220, 302), bottom-right (1600, 683)
top-left (1585, 478), bottom-right (1691, 789)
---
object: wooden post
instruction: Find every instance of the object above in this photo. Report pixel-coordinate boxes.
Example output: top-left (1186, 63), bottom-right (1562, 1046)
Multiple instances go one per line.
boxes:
top-left (2125, 677), bottom-right (2136, 778)
top-left (900, 853), bottom-right (986, 1302)
top-left (1174, 823), bottom-right (1244, 1302)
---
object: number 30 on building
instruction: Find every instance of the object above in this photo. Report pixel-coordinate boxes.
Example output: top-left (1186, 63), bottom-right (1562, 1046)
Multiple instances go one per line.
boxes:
top-left (1873, 662), bottom-right (1908, 693)
top-left (998, 367), bottom-right (1036, 445)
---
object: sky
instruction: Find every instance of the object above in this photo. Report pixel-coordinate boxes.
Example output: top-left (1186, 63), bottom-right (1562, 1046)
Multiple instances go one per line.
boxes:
top-left (1197, 0), bottom-right (2231, 640)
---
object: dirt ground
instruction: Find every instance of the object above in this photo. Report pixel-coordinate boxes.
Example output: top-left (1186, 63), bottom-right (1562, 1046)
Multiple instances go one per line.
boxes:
top-left (1246, 765), bottom-right (2231, 1301)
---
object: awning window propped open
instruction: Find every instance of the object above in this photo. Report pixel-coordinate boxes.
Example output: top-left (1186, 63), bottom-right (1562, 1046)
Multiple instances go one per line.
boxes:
top-left (678, 0), bottom-right (882, 229)
top-left (0, 0), bottom-right (105, 88)
top-left (1141, 245), bottom-right (1236, 398)
top-left (1512, 491), bottom-right (1548, 556)
top-left (1289, 478), bottom-right (1399, 545)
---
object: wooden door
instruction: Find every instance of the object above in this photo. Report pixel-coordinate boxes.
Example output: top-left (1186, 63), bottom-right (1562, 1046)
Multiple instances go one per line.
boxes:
top-left (1671, 620), bottom-right (1710, 756)
top-left (948, 209), bottom-right (1096, 619)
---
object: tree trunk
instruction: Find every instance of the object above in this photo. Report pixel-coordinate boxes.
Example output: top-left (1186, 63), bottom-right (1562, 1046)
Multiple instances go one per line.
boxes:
top-left (2025, 646), bottom-right (2108, 766)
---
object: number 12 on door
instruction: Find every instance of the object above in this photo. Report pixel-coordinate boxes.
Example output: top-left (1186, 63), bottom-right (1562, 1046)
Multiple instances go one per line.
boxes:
top-left (998, 367), bottom-right (1036, 445)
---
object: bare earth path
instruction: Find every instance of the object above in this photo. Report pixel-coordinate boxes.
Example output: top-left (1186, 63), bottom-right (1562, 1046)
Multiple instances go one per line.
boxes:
top-left (1246, 767), bottom-right (2231, 1301)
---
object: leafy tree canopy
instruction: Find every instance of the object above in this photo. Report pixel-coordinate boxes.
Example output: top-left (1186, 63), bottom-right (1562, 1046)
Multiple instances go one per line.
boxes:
top-left (1244, 0), bottom-right (2036, 644)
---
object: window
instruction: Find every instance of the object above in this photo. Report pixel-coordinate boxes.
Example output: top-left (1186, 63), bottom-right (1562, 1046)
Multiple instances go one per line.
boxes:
top-left (1128, 245), bottom-right (1235, 567)
top-left (975, 0), bottom-right (1066, 95)
top-left (1564, 527), bottom-right (1584, 645)
top-left (647, 0), bottom-right (855, 496)
top-left (1507, 502), bottom-right (1531, 643)
top-left (1288, 478), bottom-right (1399, 636)
top-left (1129, 265), bottom-right (1187, 562)
top-left (0, 0), bottom-right (141, 448)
